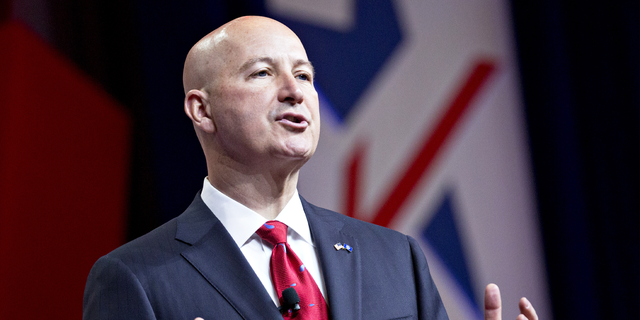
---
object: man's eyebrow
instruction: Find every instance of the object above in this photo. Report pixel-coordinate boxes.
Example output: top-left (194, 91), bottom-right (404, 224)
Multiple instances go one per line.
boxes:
top-left (293, 59), bottom-right (315, 78)
top-left (238, 56), bottom-right (275, 73)
top-left (237, 57), bottom-right (315, 77)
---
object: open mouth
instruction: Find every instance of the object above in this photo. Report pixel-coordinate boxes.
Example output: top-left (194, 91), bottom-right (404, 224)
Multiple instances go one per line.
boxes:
top-left (277, 112), bottom-right (309, 129)
top-left (283, 115), bottom-right (303, 123)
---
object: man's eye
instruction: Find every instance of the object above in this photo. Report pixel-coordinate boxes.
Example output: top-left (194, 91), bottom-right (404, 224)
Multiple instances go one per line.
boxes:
top-left (297, 74), bottom-right (310, 81)
top-left (256, 70), bottom-right (268, 77)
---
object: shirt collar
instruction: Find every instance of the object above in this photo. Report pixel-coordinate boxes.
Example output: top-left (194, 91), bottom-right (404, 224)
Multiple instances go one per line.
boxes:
top-left (200, 178), bottom-right (313, 248)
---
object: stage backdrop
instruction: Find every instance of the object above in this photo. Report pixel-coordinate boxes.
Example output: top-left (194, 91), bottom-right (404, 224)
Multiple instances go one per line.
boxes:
top-left (281, 1), bottom-right (552, 319)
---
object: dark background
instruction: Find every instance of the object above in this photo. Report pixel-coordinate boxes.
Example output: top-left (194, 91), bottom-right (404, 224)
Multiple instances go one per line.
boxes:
top-left (2, 0), bottom-right (639, 319)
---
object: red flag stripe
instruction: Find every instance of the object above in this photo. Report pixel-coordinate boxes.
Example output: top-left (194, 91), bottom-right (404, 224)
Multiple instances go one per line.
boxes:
top-left (368, 60), bottom-right (497, 227)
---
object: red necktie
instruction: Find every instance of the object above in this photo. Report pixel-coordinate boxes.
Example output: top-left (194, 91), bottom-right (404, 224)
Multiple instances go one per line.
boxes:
top-left (256, 220), bottom-right (329, 319)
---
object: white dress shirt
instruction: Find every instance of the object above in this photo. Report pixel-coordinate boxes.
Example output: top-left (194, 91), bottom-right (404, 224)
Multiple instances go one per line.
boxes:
top-left (200, 178), bottom-right (327, 306)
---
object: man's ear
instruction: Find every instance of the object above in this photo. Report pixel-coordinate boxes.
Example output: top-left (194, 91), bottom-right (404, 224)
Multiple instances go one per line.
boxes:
top-left (184, 89), bottom-right (215, 133)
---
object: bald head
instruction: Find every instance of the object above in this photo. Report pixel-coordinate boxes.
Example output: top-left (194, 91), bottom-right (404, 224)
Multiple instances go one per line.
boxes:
top-left (182, 16), bottom-right (304, 94)
top-left (182, 15), bottom-right (319, 183)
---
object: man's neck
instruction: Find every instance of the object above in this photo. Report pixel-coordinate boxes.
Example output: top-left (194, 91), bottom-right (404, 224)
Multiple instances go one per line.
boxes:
top-left (206, 166), bottom-right (300, 220)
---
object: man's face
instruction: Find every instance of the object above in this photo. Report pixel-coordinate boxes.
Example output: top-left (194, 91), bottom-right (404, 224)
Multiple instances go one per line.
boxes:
top-left (206, 22), bottom-right (320, 169)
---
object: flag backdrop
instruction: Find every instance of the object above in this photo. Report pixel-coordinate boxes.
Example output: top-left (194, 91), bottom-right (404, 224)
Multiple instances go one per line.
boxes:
top-left (288, 1), bottom-right (550, 319)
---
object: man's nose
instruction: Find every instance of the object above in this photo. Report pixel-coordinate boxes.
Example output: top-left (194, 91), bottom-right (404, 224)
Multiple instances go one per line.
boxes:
top-left (277, 74), bottom-right (304, 105)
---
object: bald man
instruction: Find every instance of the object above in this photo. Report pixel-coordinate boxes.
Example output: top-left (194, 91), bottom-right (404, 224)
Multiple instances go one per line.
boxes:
top-left (83, 16), bottom-right (538, 320)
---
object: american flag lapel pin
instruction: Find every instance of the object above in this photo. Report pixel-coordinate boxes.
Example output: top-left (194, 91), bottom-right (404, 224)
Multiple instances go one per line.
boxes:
top-left (334, 242), bottom-right (353, 253)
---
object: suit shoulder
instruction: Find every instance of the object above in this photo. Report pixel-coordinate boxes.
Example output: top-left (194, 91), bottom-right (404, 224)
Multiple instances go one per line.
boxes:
top-left (103, 193), bottom-right (211, 262)
top-left (104, 216), bottom-right (180, 262)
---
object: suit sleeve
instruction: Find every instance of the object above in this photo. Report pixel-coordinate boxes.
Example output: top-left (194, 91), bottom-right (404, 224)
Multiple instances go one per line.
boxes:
top-left (83, 255), bottom-right (156, 320)
top-left (407, 235), bottom-right (449, 320)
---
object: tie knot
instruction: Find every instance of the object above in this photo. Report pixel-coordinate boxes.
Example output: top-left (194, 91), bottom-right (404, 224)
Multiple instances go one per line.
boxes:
top-left (256, 220), bottom-right (288, 246)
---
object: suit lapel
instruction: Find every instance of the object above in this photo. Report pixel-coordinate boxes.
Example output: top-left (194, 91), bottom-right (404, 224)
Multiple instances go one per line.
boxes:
top-left (175, 194), bottom-right (282, 320)
top-left (303, 198), bottom-right (362, 320)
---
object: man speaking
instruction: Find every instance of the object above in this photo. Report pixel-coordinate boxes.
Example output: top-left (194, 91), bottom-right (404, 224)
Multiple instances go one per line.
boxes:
top-left (83, 16), bottom-right (538, 320)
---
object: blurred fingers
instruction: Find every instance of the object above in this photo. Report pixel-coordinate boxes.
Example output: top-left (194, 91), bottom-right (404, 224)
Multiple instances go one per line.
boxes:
top-left (484, 283), bottom-right (502, 320)
top-left (517, 297), bottom-right (538, 320)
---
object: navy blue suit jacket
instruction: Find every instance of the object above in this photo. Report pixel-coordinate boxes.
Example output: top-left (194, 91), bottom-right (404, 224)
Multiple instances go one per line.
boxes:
top-left (83, 194), bottom-right (448, 320)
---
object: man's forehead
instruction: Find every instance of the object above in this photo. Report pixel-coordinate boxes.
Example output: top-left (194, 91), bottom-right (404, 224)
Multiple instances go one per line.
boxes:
top-left (221, 27), bottom-right (313, 74)
top-left (185, 16), bottom-right (312, 89)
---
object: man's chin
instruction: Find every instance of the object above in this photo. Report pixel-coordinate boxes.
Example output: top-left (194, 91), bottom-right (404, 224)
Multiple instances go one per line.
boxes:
top-left (272, 147), bottom-right (314, 166)
top-left (278, 140), bottom-right (316, 159)
top-left (275, 151), bottom-right (312, 162)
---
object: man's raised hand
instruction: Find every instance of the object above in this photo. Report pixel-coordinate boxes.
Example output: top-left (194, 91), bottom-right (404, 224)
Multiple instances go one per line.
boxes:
top-left (484, 283), bottom-right (538, 320)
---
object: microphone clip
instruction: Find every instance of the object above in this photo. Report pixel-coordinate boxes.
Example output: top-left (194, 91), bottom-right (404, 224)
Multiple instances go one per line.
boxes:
top-left (278, 287), bottom-right (301, 314)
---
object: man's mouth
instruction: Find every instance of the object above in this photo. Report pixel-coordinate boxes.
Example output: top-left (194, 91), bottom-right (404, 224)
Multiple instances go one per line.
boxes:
top-left (277, 112), bottom-right (309, 129)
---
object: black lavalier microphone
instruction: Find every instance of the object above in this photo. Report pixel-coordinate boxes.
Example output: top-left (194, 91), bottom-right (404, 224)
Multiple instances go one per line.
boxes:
top-left (279, 287), bottom-right (301, 313)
